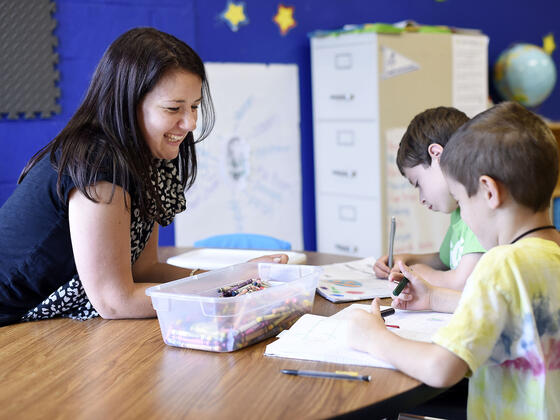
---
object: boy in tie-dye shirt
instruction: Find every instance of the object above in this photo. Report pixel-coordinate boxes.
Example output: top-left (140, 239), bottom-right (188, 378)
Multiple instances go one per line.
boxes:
top-left (347, 102), bottom-right (560, 419)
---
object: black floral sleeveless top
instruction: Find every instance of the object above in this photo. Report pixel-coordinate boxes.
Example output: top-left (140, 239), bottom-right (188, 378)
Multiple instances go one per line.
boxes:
top-left (21, 159), bottom-right (186, 322)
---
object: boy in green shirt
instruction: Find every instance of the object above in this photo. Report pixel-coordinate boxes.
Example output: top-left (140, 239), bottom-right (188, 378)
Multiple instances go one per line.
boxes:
top-left (374, 107), bottom-right (485, 290)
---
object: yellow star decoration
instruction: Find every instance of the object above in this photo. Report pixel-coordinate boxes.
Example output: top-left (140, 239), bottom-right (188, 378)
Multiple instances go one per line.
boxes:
top-left (543, 33), bottom-right (556, 55)
top-left (221, 1), bottom-right (248, 32)
top-left (273, 4), bottom-right (296, 36)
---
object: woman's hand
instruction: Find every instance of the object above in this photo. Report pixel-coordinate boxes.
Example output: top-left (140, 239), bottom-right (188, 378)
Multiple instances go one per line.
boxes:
top-left (247, 253), bottom-right (289, 264)
top-left (390, 261), bottom-right (434, 311)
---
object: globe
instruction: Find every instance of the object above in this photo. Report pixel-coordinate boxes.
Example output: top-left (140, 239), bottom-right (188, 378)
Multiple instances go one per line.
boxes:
top-left (493, 43), bottom-right (557, 107)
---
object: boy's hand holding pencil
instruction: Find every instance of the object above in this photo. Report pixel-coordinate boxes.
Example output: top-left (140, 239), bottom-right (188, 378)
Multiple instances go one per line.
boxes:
top-left (389, 261), bottom-right (433, 311)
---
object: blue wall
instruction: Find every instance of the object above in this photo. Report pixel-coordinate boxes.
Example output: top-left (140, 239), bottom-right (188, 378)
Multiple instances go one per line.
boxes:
top-left (1, 0), bottom-right (559, 250)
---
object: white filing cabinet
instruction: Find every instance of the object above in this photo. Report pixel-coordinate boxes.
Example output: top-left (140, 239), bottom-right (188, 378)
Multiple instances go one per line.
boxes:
top-left (310, 31), bottom-right (489, 257)
top-left (311, 34), bottom-right (383, 257)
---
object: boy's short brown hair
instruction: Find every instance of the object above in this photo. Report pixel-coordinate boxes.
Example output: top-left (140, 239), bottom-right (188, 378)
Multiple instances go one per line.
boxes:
top-left (440, 101), bottom-right (559, 212)
top-left (396, 106), bottom-right (469, 175)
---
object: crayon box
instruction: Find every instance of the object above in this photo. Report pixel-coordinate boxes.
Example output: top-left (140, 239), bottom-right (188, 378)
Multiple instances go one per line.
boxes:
top-left (146, 263), bottom-right (321, 352)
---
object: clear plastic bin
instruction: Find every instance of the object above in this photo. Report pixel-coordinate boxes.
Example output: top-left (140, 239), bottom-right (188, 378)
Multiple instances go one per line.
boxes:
top-left (146, 263), bottom-right (321, 352)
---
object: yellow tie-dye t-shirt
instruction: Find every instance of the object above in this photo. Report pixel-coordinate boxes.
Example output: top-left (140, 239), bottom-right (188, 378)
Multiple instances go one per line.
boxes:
top-left (433, 237), bottom-right (560, 420)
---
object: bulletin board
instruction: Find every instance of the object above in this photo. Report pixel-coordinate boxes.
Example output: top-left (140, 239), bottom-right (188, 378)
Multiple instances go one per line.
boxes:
top-left (174, 62), bottom-right (303, 250)
top-left (0, 0), bottom-right (59, 119)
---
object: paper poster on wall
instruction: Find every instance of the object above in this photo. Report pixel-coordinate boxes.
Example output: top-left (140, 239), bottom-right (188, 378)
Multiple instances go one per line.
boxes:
top-left (452, 34), bottom-right (489, 117)
top-left (381, 46), bottom-right (420, 79)
top-left (385, 127), bottom-right (449, 254)
top-left (174, 63), bottom-right (303, 250)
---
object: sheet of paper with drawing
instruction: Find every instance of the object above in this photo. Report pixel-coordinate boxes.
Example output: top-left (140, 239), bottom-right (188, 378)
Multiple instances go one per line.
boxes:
top-left (317, 257), bottom-right (394, 302)
top-left (264, 305), bottom-right (453, 369)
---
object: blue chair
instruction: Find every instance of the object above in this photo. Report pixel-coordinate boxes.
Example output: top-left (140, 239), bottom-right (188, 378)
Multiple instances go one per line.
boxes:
top-left (193, 233), bottom-right (291, 250)
top-left (554, 197), bottom-right (560, 230)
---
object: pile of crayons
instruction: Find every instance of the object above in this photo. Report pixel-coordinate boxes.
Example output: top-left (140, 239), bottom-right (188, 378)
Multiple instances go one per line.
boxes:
top-left (217, 278), bottom-right (271, 297)
top-left (164, 297), bottom-right (314, 352)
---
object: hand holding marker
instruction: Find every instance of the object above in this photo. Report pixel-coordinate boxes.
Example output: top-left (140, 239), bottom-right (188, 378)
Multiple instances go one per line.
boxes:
top-left (392, 276), bottom-right (409, 297)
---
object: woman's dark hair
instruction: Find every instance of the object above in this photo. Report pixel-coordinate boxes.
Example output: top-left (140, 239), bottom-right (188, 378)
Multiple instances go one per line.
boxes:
top-left (19, 27), bottom-right (215, 219)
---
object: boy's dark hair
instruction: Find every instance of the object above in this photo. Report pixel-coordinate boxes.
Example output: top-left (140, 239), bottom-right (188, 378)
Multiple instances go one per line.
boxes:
top-left (440, 101), bottom-right (559, 212)
top-left (19, 27), bottom-right (215, 219)
top-left (396, 107), bottom-right (469, 175)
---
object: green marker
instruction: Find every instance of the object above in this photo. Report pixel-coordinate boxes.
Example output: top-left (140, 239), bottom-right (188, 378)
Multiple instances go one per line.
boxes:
top-left (392, 277), bottom-right (409, 296)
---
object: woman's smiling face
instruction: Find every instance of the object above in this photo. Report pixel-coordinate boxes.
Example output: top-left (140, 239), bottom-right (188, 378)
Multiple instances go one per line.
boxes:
top-left (137, 69), bottom-right (202, 160)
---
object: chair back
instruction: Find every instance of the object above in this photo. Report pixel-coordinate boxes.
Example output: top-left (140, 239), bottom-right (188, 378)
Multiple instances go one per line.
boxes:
top-left (193, 233), bottom-right (292, 250)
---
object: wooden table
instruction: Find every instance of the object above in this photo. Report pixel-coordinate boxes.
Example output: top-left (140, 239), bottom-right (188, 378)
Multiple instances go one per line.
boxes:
top-left (0, 248), bottom-right (443, 419)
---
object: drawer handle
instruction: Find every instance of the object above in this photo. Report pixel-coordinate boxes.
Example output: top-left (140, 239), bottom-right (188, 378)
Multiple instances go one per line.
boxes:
top-left (329, 93), bottom-right (355, 101)
top-left (335, 244), bottom-right (359, 253)
top-left (336, 130), bottom-right (355, 146)
top-left (332, 169), bottom-right (357, 178)
top-left (334, 53), bottom-right (353, 69)
top-left (338, 205), bottom-right (357, 221)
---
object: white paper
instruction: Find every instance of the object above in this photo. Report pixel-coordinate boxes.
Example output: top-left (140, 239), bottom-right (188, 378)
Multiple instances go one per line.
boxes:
top-left (265, 306), bottom-right (453, 368)
top-left (333, 304), bottom-right (453, 343)
top-left (166, 248), bottom-right (307, 270)
top-left (265, 314), bottom-right (394, 369)
top-left (452, 34), bottom-right (489, 118)
top-left (381, 46), bottom-right (420, 79)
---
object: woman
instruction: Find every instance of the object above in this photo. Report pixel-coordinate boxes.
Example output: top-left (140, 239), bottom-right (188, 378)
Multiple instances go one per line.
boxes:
top-left (0, 27), bottom-right (287, 326)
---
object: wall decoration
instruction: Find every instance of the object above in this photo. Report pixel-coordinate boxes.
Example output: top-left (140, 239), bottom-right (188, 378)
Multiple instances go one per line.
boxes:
top-left (174, 63), bottom-right (303, 250)
top-left (543, 33), bottom-right (556, 55)
top-left (381, 46), bottom-right (420, 79)
top-left (273, 4), bottom-right (296, 36)
top-left (219, 1), bottom-right (249, 32)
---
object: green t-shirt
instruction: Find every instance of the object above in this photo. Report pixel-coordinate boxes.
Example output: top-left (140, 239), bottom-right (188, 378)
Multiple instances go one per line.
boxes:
top-left (439, 208), bottom-right (485, 269)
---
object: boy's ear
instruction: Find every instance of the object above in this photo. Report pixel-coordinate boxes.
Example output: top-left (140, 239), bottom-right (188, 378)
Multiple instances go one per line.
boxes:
top-left (427, 143), bottom-right (444, 160)
top-left (479, 175), bottom-right (502, 209)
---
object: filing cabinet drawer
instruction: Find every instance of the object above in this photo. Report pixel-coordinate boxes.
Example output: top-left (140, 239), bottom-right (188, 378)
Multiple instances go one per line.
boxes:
top-left (311, 41), bottom-right (379, 120)
top-left (314, 121), bottom-right (381, 198)
top-left (316, 194), bottom-right (383, 257)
